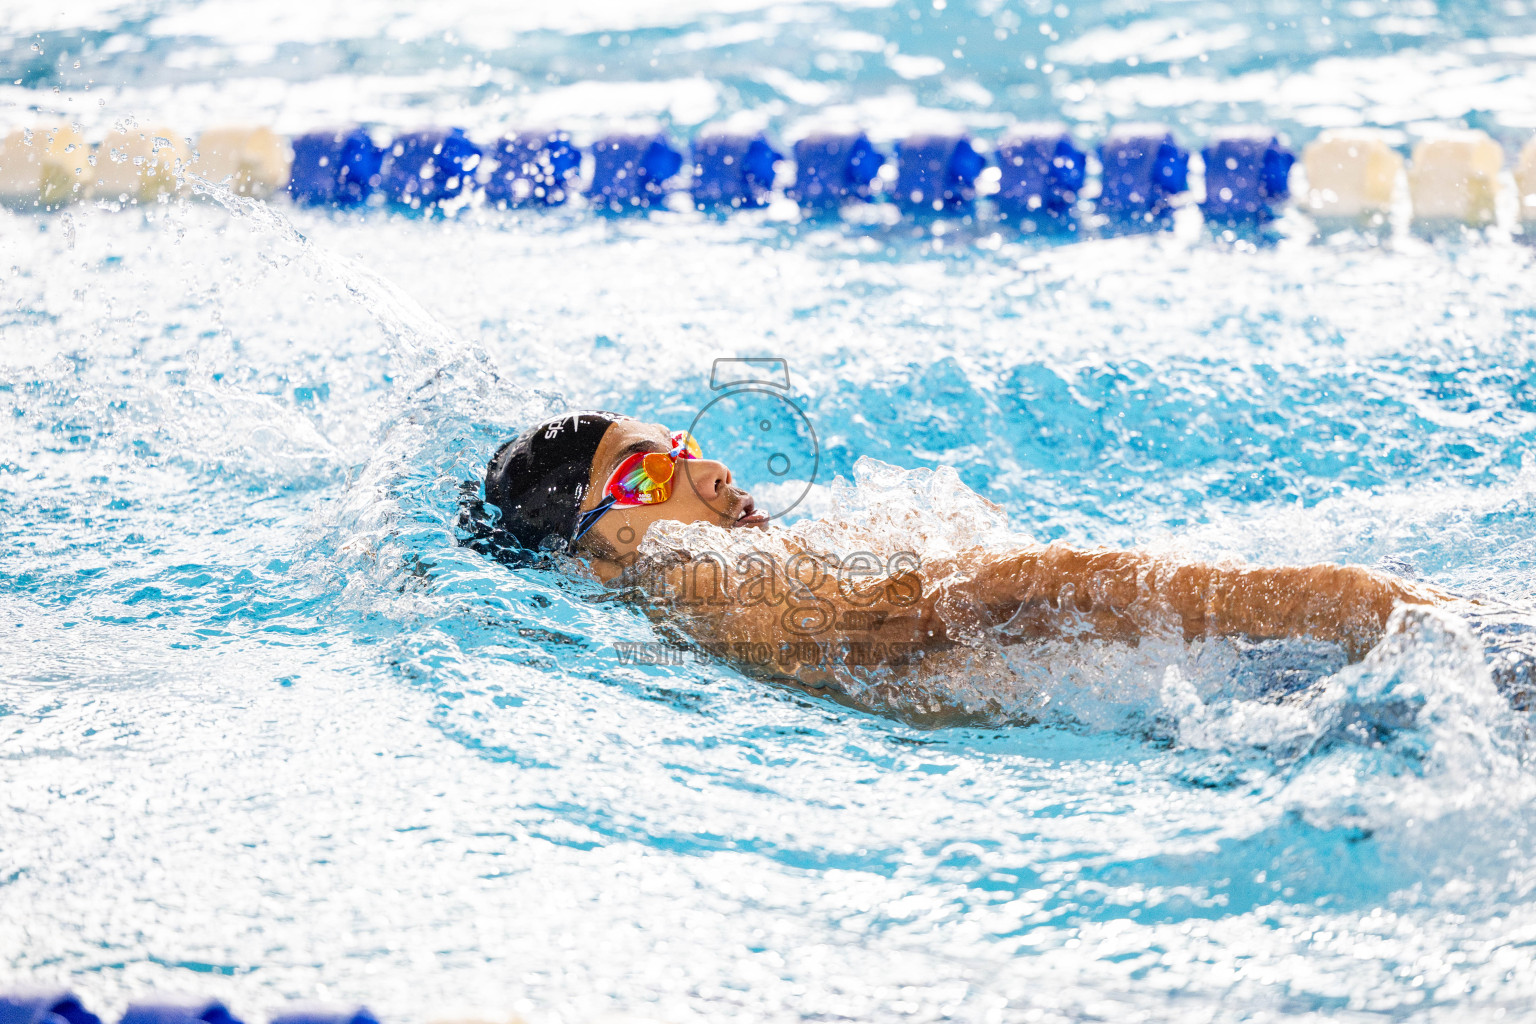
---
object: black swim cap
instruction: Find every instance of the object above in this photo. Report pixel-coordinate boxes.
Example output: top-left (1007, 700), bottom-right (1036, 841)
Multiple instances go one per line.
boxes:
top-left (484, 412), bottom-right (619, 553)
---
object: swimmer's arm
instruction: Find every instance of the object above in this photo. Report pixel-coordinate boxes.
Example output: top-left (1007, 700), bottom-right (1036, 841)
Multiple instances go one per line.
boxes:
top-left (955, 545), bottom-right (1449, 659)
top-left (625, 542), bottom-right (1445, 663)
top-left (620, 549), bottom-right (938, 660)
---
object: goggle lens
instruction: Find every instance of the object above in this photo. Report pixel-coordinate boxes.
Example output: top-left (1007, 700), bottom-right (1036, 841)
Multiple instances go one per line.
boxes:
top-left (641, 452), bottom-right (675, 486)
top-left (573, 429), bottom-right (706, 543)
top-left (605, 431), bottom-right (701, 507)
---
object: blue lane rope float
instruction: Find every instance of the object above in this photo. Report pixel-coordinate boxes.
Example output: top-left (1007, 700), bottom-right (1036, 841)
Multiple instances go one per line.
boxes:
top-left (587, 132), bottom-right (684, 211)
top-left (1096, 126), bottom-right (1191, 230)
top-left (379, 128), bottom-right (481, 210)
top-left (786, 131), bottom-right (885, 208)
top-left (119, 1001), bottom-right (241, 1024)
top-left (1200, 129), bottom-right (1296, 226)
top-left (994, 125), bottom-right (1088, 233)
top-left (13, 117), bottom-right (1533, 235)
top-left (0, 996), bottom-right (374, 1024)
top-left (267, 1007), bottom-right (379, 1024)
top-left (690, 132), bottom-right (781, 210)
top-left (483, 129), bottom-right (580, 207)
top-left (893, 134), bottom-right (987, 214)
top-left (288, 126), bottom-right (382, 207)
top-left (0, 992), bottom-right (103, 1024)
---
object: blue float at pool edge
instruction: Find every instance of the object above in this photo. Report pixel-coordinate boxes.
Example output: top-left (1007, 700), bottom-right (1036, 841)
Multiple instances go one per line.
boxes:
top-left (120, 1002), bottom-right (241, 1024)
top-left (892, 135), bottom-right (986, 213)
top-left (379, 128), bottom-right (482, 209)
top-left (587, 133), bottom-right (684, 210)
top-left (787, 132), bottom-right (884, 207)
top-left (0, 993), bottom-right (102, 1024)
top-left (0, 996), bottom-right (373, 1024)
top-left (483, 131), bottom-right (581, 207)
top-left (288, 127), bottom-right (383, 207)
top-left (1096, 128), bottom-right (1190, 227)
top-left (268, 1006), bottom-right (380, 1024)
top-left (690, 133), bottom-right (781, 209)
top-left (995, 128), bottom-right (1087, 232)
top-left (1200, 133), bottom-right (1296, 225)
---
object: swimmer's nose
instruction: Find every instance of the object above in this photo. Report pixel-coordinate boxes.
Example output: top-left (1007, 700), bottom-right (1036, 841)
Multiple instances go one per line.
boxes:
top-left (683, 458), bottom-right (732, 503)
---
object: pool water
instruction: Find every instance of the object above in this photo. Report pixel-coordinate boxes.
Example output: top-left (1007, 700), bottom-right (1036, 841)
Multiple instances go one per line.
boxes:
top-left (4, 2), bottom-right (1536, 1021)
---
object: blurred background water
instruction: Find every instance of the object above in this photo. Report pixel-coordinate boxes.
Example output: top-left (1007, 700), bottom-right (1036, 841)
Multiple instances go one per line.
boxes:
top-left (2, 1), bottom-right (1536, 1021)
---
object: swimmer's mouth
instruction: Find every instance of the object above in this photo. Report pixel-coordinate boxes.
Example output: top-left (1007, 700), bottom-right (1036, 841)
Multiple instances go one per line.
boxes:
top-left (734, 495), bottom-right (768, 529)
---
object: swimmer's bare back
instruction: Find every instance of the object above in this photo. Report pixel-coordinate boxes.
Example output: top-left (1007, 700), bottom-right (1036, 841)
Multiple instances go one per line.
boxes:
top-left (620, 542), bottom-right (1452, 681)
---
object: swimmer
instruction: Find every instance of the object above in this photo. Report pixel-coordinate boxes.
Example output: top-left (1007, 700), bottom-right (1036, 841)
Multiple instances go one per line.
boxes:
top-left (476, 412), bottom-right (1523, 714)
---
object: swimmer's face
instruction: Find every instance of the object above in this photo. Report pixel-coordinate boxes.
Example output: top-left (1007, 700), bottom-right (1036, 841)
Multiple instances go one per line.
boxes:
top-left (578, 418), bottom-right (766, 565)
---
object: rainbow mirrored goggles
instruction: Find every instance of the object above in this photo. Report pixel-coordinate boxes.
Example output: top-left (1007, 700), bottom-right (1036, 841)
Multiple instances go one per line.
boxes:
top-left (574, 430), bottom-right (703, 542)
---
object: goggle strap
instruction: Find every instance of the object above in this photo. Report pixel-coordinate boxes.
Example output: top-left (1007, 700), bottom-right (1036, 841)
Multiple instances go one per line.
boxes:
top-left (573, 496), bottom-right (616, 543)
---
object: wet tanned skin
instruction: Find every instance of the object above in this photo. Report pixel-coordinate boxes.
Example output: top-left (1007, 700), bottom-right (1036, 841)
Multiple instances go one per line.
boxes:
top-left (933, 546), bottom-right (1453, 662)
top-left (576, 419), bottom-right (1453, 674)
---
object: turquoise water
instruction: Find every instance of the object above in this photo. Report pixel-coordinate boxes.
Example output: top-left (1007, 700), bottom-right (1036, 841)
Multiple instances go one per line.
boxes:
top-left (4, 1), bottom-right (1536, 1021)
